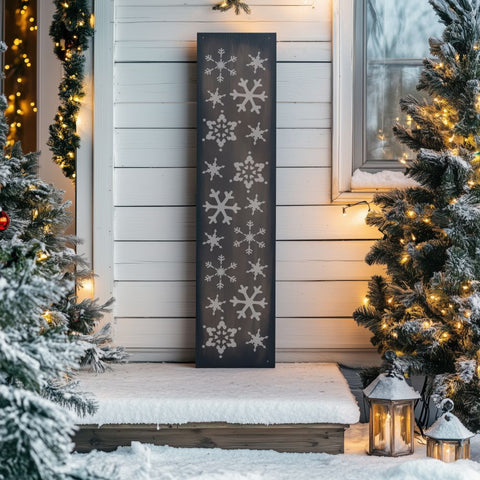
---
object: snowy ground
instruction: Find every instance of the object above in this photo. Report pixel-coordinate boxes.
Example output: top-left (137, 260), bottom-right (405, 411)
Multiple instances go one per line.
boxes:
top-left (72, 424), bottom-right (480, 480)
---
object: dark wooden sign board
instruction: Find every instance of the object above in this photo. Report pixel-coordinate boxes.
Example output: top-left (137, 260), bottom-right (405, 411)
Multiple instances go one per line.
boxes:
top-left (196, 33), bottom-right (276, 368)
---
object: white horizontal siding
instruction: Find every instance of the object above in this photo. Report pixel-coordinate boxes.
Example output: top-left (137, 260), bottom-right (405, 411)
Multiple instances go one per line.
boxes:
top-left (115, 129), bottom-right (331, 168)
top-left (114, 168), bottom-right (331, 206)
top-left (114, 240), bottom-right (383, 282)
top-left (112, 0), bottom-right (378, 364)
top-left (114, 281), bottom-right (367, 318)
top-left (114, 317), bottom-right (372, 349)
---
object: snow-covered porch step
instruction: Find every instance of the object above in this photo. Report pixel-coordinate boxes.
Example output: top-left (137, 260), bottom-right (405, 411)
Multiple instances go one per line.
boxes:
top-left (74, 363), bottom-right (360, 454)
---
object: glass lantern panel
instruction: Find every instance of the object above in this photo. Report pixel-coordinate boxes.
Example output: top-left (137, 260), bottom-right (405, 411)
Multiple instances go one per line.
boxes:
top-left (427, 438), bottom-right (440, 459)
top-left (462, 441), bottom-right (471, 460)
top-left (372, 403), bottom-right (391, 453)
top-left (441, 441), bottom-right (458, 463)
top-left (393, 403), bottom-right (412, 454)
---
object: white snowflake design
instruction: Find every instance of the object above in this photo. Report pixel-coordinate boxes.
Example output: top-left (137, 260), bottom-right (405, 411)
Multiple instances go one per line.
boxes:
top-left (203, 230), bottom-right (224, 252)
top-left (203, 111), bottom-right (239, 152)
top-left (246, 51), bottom-right (268, 74)
top-left (246, 329), bottom-right (269, 352)
top-left (205, 48), bottom-right (237, 83)
top-left (247, 259), bottom-right (268, 281)
top-left (246, 122), bottom-right (268, 146)
top-left (202, 157), bottom-right (224, 181)
top-left (205, 255), bottom-right (237, 290)
top-left (234, 220), bottom-right (266, 255)
top-left (203, 320), bottom-right (239, 358)
top-left (245, 194), bottom-right (265, 216)
top-left (204, 189), bottom-right (241, 225)
top-left (232, 152), bottom-right (267, 193)
top-left (206, 294), bottom-right (226, 316)
top-left (206, 88), bottom-right (225, 109)
top-left (230, 285), bottom-right (267, 321)
top-left (230, 78), bottom-right (267, 114)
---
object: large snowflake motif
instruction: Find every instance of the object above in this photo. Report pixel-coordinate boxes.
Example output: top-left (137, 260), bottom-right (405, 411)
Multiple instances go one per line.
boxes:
top-left (203, 320), bottom-right (239, 358)
top-left (230, 285), bottom-right (267, 321)
top-left (206, 88), bottom-right (225, 109)
top-left (230, 78), bottom-right (267, 114)
top-left (245, 194), bottom-right (265, 216)
top-left (202, 157), bottom-right (224, 181)
top-left (246, 122), bottom-right (268, 146)
top-left (234, 220), bottom-right (266, 255)
top-left (247, 259), bottom-right (268, 281)
top-left (232, 152), bottom-right (267, 193)
top-left (205, 294), bottom-right (225, 316)
top-left (203, 230), bottom-right (224, 252)
top-left (246, 329), bottom-right (269, 352)
top-left (204, 48), bottom-right (237, 83)
top-left (203, 111), bottom-right (239, 152)
top-left (246, 51), bottom-right (268, 74)
top-left (205, 255), bottom-right (237, 290)
top-left (204, 189), bottom-right (241, 225)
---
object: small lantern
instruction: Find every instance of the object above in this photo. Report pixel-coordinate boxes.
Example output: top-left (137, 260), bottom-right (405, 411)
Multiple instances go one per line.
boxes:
top-left (363, 351), bottom-right (420, 456)
top-left (425, 399), bottom-right (474, 462)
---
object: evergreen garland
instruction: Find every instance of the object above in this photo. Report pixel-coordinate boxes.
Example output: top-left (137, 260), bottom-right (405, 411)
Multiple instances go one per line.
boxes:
top-left (48, 0), bottom-right (94, 181)
top-left (354, 0), bottom-right (480, 431)
top-left (213, 0), bottom-right (251, 15)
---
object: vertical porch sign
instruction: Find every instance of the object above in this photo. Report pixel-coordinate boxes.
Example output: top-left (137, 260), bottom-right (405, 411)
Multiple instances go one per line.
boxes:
top-left (196, 33), bottom-right (276, 368)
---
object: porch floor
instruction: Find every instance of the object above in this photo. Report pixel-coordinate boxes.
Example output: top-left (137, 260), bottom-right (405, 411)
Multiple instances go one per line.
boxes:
top-left (75, 363), bottom-right (360, 426)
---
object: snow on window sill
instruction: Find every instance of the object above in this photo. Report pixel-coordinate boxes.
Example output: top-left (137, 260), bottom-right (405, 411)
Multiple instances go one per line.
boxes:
top-left (351, 169), bottom-right (418, 191)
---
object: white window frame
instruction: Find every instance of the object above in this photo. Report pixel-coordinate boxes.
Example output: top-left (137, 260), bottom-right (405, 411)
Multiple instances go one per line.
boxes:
top-left (332, 0), bottom-right (408, 202)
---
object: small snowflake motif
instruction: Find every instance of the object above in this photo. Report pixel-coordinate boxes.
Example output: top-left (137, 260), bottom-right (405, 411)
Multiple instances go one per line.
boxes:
top-left (247, 259), bottom-right (268, 281)
top-left (202, 229), bottom-right (225, 252)
top-left (234, 220), bottom-right (266, 255)
top-left (206, 88), bottom-right (226, 109)
top-left (204, 189), bottom-right (241, 225)
top-left (203, 110), bottom-right (240, 152)
top-left (231, 152), bottom-right (267, 193)
top-left (246, 329), bottom-right (269, 352)
top-left (203, 230), bottom-right (224, 252)
top-left (206, 294), bottom-right (226, 316)
top-left (230, 78), bottom-right (267, 114)
top-left (246, 122), bottom-right (268, 146)
top-left (246, 51), bottom-right (268, 74)
top-left (202, 157), bottom-right (224, 181)
top-left (230, 285), bottom-right (267, 321)
top-left (205, 255), bottom-right (237, 290)
top-left (203, 319), bottom-right (240, 358)
top-left (245, 194), bottom-right (265, 216)
top-left (204, 48), bottom-right (237, 83)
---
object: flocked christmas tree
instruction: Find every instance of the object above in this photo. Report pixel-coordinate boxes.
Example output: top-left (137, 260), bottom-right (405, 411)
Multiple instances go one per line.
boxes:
top-left (0, 40), bottom-right (114, 479)
top-left (354, 0), bottom-right (480, 431)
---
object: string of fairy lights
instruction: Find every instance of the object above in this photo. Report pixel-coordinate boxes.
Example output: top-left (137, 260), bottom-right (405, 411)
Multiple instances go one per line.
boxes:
top-left (4, 0), bottom-right (37, 151)
top-left (48, 0), bottom-right (94, 181)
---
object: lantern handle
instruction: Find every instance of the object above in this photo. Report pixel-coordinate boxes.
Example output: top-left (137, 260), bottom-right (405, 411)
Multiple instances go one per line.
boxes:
top-left (440, 398), bottom-right (454, 413)
top-left (384, 350), bottom-right (404, 378)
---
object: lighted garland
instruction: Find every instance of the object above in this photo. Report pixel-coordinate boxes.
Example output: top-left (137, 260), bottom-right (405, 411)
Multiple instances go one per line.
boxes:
top-left (213, 0), bottom-right (251, 15)
top-left (48, 0), bottom-right (94, 181)
top-left (4, 0), bottom-right (38, 150)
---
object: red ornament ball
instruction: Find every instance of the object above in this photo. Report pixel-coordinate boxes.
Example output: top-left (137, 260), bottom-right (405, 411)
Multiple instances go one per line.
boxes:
top-left (0, 210), bottom-right (10, 231)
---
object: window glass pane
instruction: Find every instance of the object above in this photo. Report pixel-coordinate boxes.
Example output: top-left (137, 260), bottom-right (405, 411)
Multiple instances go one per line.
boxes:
top-left (365, 0), bottom-right (443, 166)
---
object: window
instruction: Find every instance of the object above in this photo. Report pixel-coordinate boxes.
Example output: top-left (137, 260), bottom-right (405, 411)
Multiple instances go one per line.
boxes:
top-left (333, 0), bottom-right (443, 200)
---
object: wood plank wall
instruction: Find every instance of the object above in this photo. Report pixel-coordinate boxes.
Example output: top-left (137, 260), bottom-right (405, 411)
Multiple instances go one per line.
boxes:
top-left (112, 0), bottom-right (382, 366)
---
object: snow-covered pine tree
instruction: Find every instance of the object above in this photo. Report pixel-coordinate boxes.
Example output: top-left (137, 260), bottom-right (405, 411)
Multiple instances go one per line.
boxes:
top-left (0, 41), bottom-right (113, 480)
top-left (354, 0), bottom-right (480, 431)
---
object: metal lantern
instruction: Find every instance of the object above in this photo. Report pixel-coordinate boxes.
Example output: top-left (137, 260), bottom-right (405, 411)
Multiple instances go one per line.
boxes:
top-left (425, 399), bottom-right (474, 462)
top-left (363, 352), bottom-right (420, 456)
